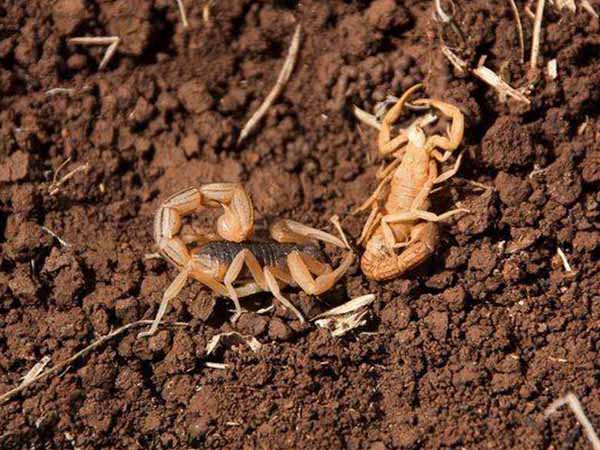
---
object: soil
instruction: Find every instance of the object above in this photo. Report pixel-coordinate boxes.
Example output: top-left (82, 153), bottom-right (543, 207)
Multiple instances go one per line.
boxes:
top-left (1, 0), bottom-right (600, 449)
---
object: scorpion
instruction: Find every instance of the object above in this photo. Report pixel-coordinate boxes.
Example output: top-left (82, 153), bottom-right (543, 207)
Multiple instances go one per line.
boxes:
top-left (355, 84), bottom-right (468, 281)
top-left (139, 183), bottom-right (354, 337)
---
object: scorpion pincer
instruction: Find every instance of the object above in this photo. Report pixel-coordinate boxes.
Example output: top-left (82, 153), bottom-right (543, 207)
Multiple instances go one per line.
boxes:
top-left (355, 84), bottom-right (468, 281)
top-left (139, 183), bottom-right (354, 337)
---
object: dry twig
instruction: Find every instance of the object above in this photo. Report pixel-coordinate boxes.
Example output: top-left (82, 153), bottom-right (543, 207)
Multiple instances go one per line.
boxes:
top-left (237, 24), bottom-right (301, 145)
top-left (530, 0), bottom-right (546, 75)
top-left (41, 226), bottom-right (70, 247)
top-left (472, 64), bottom-right (531, 104)
top-left (545, 393), bottom-right (600, 450)
top-left (176, 0), bottom-right (189, 27)
top-left (68, 36), bottom-right (120, 70)
top-left (0, 320), bottom-right (189, 404)
top-left (442, 46), bottom-right (531, 104)
top-left (508, 0), bottom-right (526, 63)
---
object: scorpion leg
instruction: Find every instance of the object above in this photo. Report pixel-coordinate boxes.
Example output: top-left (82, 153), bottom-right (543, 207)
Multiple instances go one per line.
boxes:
top-left (223, 249), bottom-right (268, 323)
top-left (287, 251), bottom-right (354, 296)
top-left (381, 206), bottom-right (469, 226)
top-left (358, 205), bottom-right (382, 245)
top-left (263, 267), bottom-right (305, 323)
top-left (433, 150), bottom-right (464, 184)
top-left (271, 219), bottom-right (348, 249)
top-left (138, 268), bottom-right (190, 338)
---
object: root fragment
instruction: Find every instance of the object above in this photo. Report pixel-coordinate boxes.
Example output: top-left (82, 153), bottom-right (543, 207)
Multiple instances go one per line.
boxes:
top-left (545, 393), bottom-right (600, 450)
top-left (0, 320), bottom-right (189, 404)
top-left (237, 24), bottom-right (301, 145)
top-left (49, 158), bottom-right (90, 196)
top-left (68, 36), bottom-right (120, 71)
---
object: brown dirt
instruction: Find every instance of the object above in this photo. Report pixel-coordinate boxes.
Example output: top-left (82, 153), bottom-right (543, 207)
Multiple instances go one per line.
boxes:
top-left (1, 0), bottom-right (600, 449)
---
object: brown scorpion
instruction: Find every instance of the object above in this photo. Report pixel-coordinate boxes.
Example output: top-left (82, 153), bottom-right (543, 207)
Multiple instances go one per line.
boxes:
top-left (139, 183), bottom-right (354, 337)
top-left (355, 84), bottom-right (468, 281)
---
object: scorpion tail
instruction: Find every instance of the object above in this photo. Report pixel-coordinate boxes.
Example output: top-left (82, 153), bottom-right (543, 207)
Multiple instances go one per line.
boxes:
top-left (361, 222), bottom-right (439, 281)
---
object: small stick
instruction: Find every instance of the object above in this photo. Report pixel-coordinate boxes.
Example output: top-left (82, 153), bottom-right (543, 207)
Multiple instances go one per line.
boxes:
top-left (0, 320), bottom-right (189, 404)
top-left (545, 393), bottom-right (600, 450)
top-left (68, 36), bottom-right (120, 70)
top-left (556, 247), bottom-right (573, 272)
top-left (176, 0), bottom-right (189, 27)
top-left (205, 362), bottom-right (229, 369)
top-left (41, 226), bottom-right (70, 247)
top-left (529, 0), bottom-right (546, 75)
top-left (473, 65), bottom-right (531, 104)
top-left (237, 24), bottom-right (301, 145)
top-left (508, 0), bottom-right (526, 63)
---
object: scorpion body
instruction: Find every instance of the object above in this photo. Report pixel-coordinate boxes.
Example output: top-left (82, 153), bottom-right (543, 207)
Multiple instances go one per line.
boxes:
top-left (139, 183), bottom-right (353, 337)
top-left (193, 240), bottom-right (324, 279)
top-left (356, 84), bottom-right (467, 280)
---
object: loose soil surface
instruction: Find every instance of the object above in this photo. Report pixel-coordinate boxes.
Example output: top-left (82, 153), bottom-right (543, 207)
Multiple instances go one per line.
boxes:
top-left (1, 0), bottom-right (600, 449)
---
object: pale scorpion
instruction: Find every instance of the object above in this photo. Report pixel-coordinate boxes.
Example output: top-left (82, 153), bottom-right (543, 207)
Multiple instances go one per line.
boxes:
top-left (139, 183), bottom-right (354, 337)
top-left (355, 84), bottom-right (468, 280)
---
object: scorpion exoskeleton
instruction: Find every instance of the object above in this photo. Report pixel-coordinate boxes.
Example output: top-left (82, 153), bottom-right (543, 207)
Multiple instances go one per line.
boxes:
top-left (139, 183), bottom-right (354, 337)
top-left (355, 84), bottom-right (468, 281)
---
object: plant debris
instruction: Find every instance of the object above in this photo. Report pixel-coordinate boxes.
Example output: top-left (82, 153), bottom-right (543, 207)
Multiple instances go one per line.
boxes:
top-left (68, 36), bottom-right (120, 71)
top-left (205, 332), bottom-right (263, 355)
top-left (237, 24), bottom-right (302, 145)
top-left (545, 393), bottom-right (600, 450)
top-left (312, 294), bottom-right (375, 337)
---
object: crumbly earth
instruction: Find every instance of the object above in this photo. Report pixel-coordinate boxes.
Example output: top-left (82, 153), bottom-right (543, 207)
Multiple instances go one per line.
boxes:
top-left (1, 0), bottom-right (600, 449)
